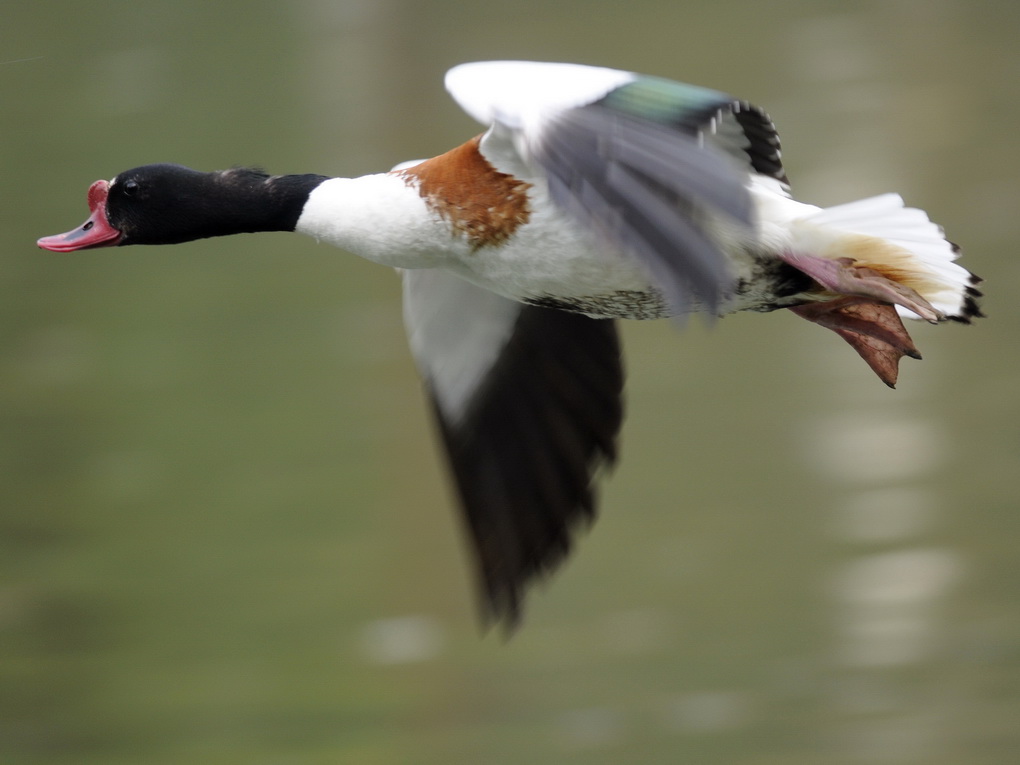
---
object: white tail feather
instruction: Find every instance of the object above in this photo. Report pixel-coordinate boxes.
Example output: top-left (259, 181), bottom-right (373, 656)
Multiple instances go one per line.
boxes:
top-left (791, 194), bottom-right (973, 320)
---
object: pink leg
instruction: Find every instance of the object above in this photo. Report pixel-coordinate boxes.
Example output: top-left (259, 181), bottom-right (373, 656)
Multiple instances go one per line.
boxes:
top-left (778, 253), bottom-right (943, 323)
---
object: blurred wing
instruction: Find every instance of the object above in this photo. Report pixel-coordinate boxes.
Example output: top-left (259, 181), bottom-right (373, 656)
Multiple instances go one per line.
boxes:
top-left (403, 269), bottom-right (624, 628)
top-left (446, 61), bottom-right (787, 315)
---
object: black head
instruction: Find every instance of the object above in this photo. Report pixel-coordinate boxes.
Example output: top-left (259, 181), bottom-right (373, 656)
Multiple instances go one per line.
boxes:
top-left (38, 164), bottom-right (327, 251)
top-left (109, 164), bottom-right (232, 245)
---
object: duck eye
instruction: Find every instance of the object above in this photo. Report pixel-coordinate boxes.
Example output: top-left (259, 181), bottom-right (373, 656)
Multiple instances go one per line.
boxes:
top-left (122, 180), bottom-right (139, 196)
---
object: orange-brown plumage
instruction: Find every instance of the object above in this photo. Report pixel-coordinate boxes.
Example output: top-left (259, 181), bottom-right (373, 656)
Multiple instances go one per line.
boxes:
top-left (397, 135), bottom-right (531, 250)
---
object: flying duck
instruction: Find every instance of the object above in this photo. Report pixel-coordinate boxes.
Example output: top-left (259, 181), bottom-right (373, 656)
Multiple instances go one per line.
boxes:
top-left (38, 60), bottom-right (982, 628)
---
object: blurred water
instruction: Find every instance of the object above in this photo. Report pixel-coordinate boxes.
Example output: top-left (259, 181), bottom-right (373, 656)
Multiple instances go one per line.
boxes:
top-left (3, 1), bottom-right (1019, 763)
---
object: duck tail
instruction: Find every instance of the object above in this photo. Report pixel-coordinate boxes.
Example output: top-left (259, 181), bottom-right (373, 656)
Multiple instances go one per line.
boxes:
top-left (789, 193), bottom-right (983, 323)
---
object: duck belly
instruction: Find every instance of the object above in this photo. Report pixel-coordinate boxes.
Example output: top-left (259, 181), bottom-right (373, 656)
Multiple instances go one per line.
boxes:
top-left (445, 209), bottom-right (676, 319)
top-left (447, 220), bottom-right (799, 320)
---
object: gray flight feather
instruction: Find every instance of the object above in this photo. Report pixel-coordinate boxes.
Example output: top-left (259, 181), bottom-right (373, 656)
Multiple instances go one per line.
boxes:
top-left (532, 103), bottom-right (754, 316)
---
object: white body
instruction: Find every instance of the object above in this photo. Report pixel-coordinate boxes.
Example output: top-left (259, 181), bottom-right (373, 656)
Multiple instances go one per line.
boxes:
top-left (298, 170), bottom-right (672, 315)
top-left (297, 164), bottom-right (966, 321)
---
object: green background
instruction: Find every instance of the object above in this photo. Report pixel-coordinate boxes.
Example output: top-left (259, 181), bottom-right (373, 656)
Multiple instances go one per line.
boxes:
top-left (3, 1), bottom-right (1018, 762)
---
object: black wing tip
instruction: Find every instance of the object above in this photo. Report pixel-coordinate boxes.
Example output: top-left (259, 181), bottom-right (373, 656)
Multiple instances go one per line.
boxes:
top-left (464, 428), bottom-right (617, 632)
top-left (473, 470), bottom-right (612, 633)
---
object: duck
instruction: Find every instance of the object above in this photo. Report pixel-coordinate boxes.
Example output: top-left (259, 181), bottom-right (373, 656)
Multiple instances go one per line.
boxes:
top-left (38, 60), bottom-right (982, 628)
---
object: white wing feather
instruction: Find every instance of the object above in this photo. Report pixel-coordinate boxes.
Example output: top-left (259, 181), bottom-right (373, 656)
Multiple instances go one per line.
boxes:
top-left (445, 60), bottom-right (635, 129)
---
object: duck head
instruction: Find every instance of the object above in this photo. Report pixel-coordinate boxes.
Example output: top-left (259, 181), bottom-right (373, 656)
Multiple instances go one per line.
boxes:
top-left (38, 164), bottom-right (326, 251)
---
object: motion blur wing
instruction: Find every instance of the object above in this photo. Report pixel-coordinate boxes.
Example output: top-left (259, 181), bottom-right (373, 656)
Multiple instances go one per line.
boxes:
top-left (403, 269), bottom-right (623, 627)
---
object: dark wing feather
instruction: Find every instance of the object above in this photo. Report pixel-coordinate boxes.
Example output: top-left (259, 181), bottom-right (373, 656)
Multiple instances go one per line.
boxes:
top-left (403, 271), bottom-right (624, 629)
top-left (699, 99), bottom-right (788, 187)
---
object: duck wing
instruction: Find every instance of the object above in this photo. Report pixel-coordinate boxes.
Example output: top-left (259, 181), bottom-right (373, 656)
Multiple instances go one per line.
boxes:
top-left (445, 60), bottom-right (785, 315)
top-left (402, 269), bottom-right (623, 629)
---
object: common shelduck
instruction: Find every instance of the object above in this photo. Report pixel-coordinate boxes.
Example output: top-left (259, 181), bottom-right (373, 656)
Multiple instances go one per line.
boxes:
top-left (38, 61), bottom-right (982, 627)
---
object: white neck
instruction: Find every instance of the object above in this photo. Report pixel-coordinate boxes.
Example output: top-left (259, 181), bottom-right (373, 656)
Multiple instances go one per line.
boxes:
top-left (295, 173), bottom-right (458, 268)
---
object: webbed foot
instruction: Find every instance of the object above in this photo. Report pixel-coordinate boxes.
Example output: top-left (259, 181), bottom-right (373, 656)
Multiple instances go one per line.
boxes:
top-left (790, 297), bottom-right (921, 388)
top-left (779, 253), bottom-right (946, 387)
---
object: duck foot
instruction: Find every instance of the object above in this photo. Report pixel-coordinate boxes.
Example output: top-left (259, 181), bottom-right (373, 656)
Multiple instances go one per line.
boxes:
top-left (778, 253), bottom-right (943, 324)
top-left (789, 297), bottom-right (921, 388)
